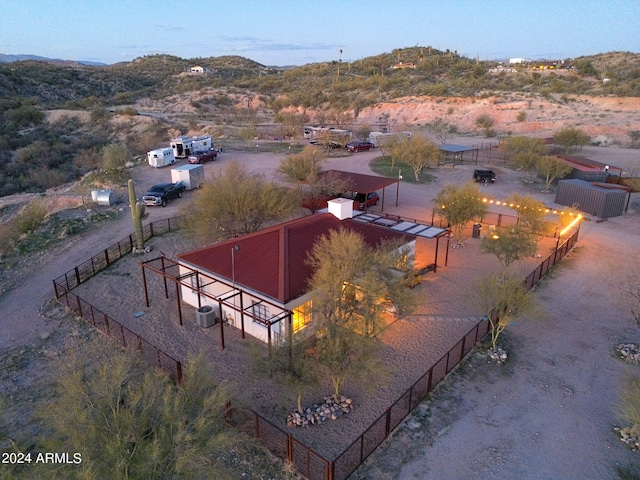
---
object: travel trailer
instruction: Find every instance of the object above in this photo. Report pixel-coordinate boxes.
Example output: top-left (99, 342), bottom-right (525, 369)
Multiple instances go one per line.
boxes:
top-left (170, 135), bottom-right (213, 159)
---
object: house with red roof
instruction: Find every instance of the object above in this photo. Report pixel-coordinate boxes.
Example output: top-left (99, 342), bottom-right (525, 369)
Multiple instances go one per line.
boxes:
top-left (176, 199), bottom-right (419, 345)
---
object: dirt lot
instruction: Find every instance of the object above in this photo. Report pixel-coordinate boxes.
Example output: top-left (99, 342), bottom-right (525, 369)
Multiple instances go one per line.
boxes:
top-left (1, 142), bottom-right (640, 479)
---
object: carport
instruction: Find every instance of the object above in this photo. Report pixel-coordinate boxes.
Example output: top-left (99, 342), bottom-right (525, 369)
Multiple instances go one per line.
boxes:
top-left (320, 169), bottom-right (400, 212)
top-left (438, 144), bottom-right (479, 166)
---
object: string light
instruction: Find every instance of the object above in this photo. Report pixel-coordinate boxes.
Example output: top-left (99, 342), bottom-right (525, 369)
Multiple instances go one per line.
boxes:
top-left (559, 214), bottom-right (583, 236)
top-left (479, 197), bottom-right (581, 216)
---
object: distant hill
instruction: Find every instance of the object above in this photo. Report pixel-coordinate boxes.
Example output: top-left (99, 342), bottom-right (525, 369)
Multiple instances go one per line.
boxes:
top-left (0, 53), bottom-right (107, 66)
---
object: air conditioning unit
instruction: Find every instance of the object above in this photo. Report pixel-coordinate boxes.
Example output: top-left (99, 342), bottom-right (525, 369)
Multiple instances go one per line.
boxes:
top-left (195, 305), bottom-right (219, 328)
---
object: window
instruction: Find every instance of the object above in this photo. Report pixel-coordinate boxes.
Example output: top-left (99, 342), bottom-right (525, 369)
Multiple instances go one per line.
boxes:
top-left (292, 301), bottom-right (312, 333)
top-left (252, 302), bottom-right (269, 325)
top-left (189, 273), bottom-right (205, 290)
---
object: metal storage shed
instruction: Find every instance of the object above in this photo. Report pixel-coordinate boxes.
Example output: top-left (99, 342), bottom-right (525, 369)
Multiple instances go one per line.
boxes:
top-left (555, 179), bottom-right (628, 218)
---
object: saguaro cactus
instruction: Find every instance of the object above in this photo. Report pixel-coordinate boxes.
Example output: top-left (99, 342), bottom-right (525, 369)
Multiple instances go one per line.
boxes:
top-left (128, 179), bottom-right (147, 251)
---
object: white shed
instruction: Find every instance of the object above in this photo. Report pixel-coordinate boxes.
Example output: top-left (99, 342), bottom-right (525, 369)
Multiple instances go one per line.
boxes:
top-left (171, 164), bottom-right (204, 190)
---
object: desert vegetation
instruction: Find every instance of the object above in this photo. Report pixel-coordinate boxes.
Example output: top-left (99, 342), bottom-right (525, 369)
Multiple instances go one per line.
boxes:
top-left (1, 48), bottom-right (639, 198)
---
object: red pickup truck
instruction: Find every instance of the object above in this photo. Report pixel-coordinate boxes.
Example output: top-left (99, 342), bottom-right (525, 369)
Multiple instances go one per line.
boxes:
top-left (188, 149), bottom-right (217, 164)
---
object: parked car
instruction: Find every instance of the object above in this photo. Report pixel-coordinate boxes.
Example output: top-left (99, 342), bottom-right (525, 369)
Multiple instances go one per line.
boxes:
top-left (346, 141), bottom-right (374, 152)
top-left (188, 149), bottom-right (217, 164)
top-left (143, 182), bottom-right (186, 207)
top-left (354, 192), bottom-right (379, 210)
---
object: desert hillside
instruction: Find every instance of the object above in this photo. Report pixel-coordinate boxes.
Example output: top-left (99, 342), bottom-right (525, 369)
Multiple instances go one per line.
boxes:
top-left (356, 95), bottom-right (640, 146)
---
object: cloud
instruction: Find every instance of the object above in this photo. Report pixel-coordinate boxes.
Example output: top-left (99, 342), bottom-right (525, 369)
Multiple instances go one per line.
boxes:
top-left (218, 35), bottom-right (340, 53)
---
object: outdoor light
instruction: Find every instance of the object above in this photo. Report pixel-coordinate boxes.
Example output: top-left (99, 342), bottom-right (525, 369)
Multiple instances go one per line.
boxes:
top-left (559, 214), bottom-right (583, 237)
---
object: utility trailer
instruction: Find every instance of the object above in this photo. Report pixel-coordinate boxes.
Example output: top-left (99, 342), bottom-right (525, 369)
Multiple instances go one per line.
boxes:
top-left (473, 169), bottom-right (496, 183)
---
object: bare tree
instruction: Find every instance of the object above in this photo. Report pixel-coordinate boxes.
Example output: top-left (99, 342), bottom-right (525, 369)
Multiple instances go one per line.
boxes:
top-left (273, 111), bottom-right (309, 142)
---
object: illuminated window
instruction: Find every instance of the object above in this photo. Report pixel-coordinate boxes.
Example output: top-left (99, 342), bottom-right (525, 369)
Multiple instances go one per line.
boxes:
top-left (292, 301), bottom-right (312, 333)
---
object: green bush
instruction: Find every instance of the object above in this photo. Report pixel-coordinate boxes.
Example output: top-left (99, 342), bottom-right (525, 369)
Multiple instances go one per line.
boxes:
top-left (14, 201), bottom-right (47, 234)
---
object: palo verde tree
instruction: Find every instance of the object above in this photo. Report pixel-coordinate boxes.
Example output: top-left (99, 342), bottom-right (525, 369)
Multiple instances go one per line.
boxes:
top-left (36, 338), bottom-right (249, 480)
top-left (183, 161), bottom-right (297, 243)
top-left (536, 155), bottom-right (573, 192)
top-left (500, 136), bottom-right (546, 183)
top-left (277, 145), bottom-right (323, 182)
top-left (434, 181), bottom-right (488, 246)
top-left (480, 225), bottom-right (537, 278)
top-left (505, 193), bottom-right (552, 253)
top-left (552, 126), bottom-right (591, 153)
top-left (389, 134), bottom-right (440, 181)
top-left (278, 147), bottom-right (352, 213)
top-left (306, 229), bottom-right (414, 401)
top-left (476, 274), bottom-right (533, 351)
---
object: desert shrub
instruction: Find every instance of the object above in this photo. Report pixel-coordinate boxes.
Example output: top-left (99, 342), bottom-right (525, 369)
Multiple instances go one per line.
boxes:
top-left (0, 222), bottom-right (19, 255)
top-left (13, 201), bottom-right (47, 234)
top-left (476, 114), bottom-right (494, 129)
top-left (101, 142), bottom-right (130, 171)
top-left (516, 111), bottom-right (527, 122)
top-left (115, 106), bottom-right (138, 116)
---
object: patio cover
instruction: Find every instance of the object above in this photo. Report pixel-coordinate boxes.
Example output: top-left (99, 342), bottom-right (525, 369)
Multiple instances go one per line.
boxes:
top-left (439, 144), bottom-right (479, 165)
top-left (320, 170), bottom-right (400, 211)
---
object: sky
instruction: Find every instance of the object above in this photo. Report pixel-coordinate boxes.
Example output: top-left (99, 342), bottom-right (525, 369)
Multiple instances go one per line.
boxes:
top-left (2, 0), bottom-right (639, 66)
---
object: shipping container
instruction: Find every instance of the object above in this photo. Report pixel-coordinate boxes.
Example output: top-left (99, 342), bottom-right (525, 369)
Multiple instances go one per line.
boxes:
top-left (555, 179), bottom-right (628, 218)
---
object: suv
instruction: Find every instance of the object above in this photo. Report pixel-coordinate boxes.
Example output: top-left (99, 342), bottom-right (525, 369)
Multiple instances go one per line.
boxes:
top-left (143, 182), bottom-right (185, 207)
top-left (188, 149), bottom-right (217, 164)
top-left (354, 192), bottom-right (379, 210)
top-left (346, 141), bottom-right (374, 152)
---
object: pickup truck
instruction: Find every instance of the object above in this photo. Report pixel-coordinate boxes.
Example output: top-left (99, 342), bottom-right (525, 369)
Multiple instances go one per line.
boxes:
top-left (142, 182), bottom-right (185, 207)
top-left (473, 169), bottom-right (496, 183)
top-left (188, 149), bottom-right (217, 164)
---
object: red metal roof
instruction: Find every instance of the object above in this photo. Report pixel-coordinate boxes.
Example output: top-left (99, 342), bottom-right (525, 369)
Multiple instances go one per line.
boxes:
top-left (320, 170), bottom-right (398, 193)
top-left (177, 213), bottom-right (413, 304)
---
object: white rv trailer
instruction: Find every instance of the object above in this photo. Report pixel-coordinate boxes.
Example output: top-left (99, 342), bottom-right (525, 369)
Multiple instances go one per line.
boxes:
top-left (170, 135), bottom-right (213, 158)
top-left (147, 147), bottom-right (176, 168)
top-left (303, 126), bottom-right (352, 147)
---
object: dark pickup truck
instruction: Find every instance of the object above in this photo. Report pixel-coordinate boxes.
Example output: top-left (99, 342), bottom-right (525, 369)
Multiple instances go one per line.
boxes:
top-left (142, 182), bottom-right (185, 207)
top-left (473, 169), bottom-right (496, 183)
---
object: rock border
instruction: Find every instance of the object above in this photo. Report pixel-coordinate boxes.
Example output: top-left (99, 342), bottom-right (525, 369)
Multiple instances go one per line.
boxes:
top-left (287, 396), bottom-right (354, 428)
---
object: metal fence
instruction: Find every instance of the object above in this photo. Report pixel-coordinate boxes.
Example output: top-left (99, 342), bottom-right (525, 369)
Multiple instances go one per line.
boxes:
top-left (55, 286), bottom-right (183, 383)
top-left (524, 227), bottom-right (578, 291)
top-left (52, 217), bottom-right (180, 292)
top-left (51, 215), bottom-right (580, 480)
top-left (52, 217), bottom-right (183, 381)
